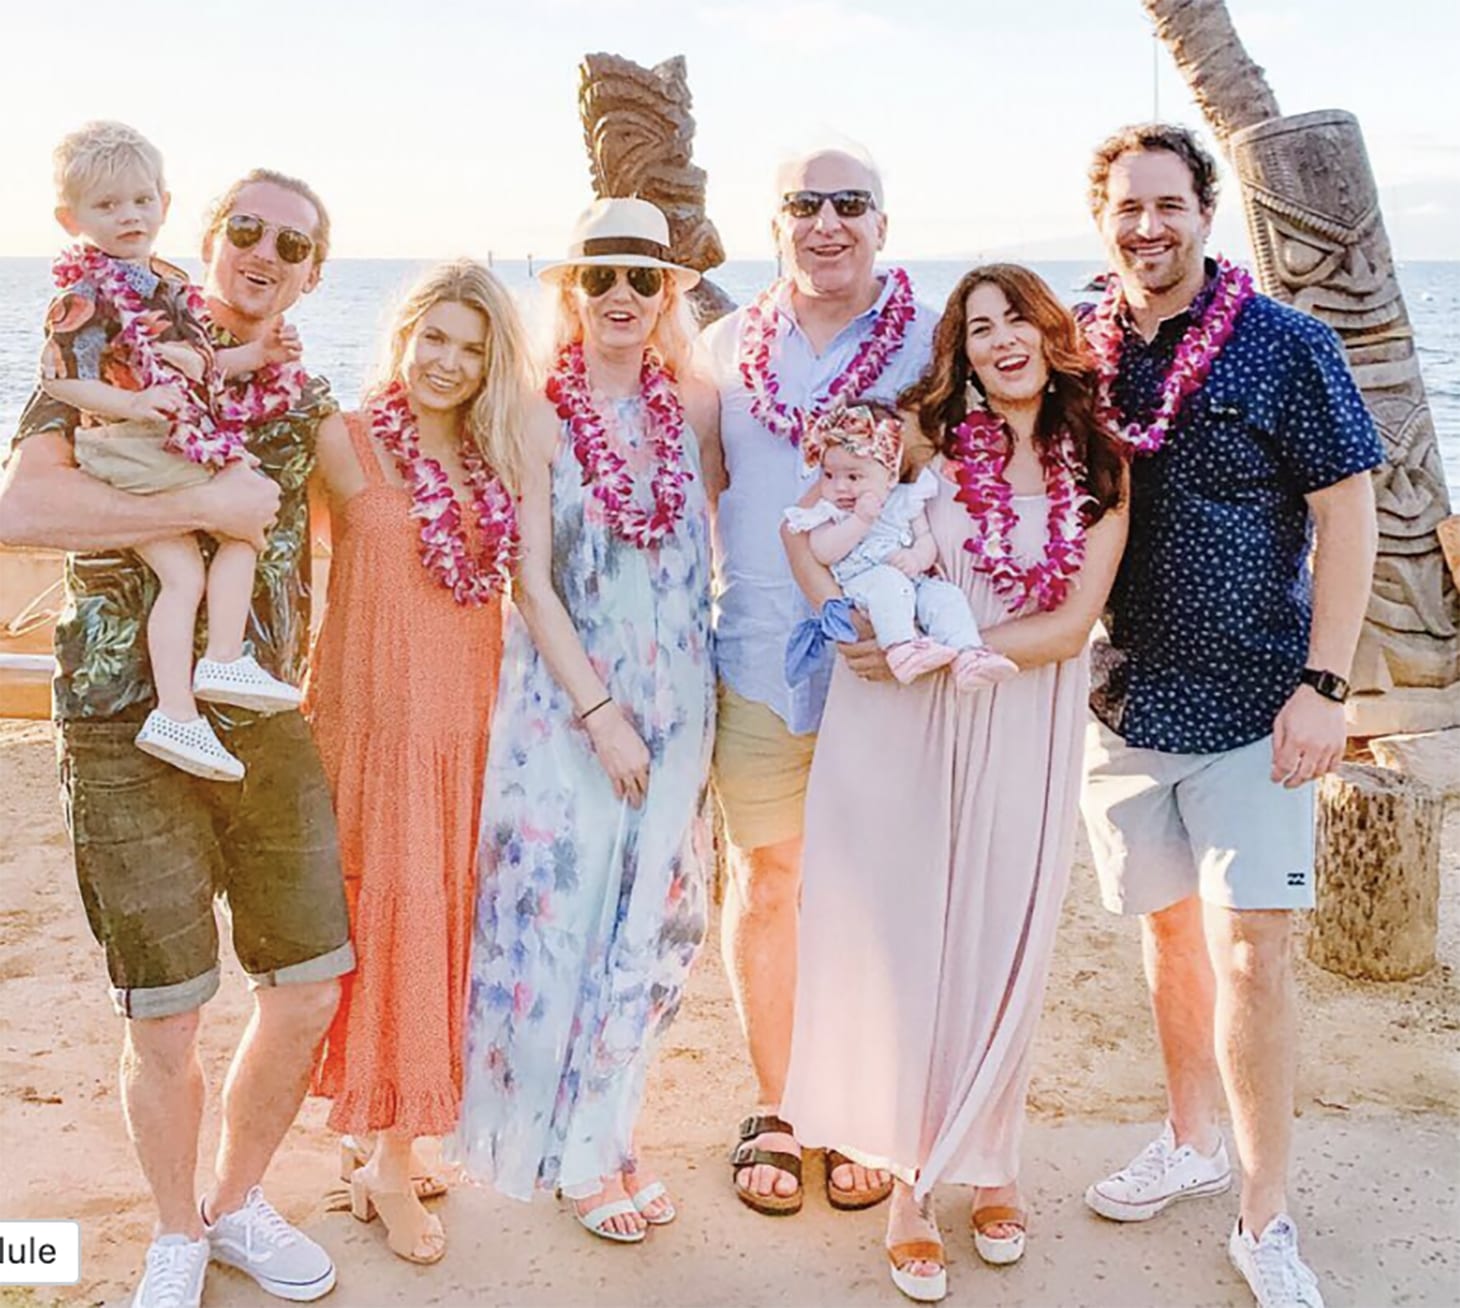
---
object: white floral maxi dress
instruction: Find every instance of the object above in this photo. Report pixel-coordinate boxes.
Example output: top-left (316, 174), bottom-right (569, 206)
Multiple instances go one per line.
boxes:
top-left (453, 399), bottom-right (715, 1201)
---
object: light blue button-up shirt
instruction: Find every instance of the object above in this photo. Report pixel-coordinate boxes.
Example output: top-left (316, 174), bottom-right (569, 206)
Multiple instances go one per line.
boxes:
top-left (701, 271), bottom-right (937, 734)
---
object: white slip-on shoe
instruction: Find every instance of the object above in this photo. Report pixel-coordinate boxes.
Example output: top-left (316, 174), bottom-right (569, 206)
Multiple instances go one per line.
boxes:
top-left (135, 711), bottom-right (245, 782)
top-left (193, 654), bottom-right (303, 714)
top-left (203, 1188), bottom-right (336, 1301)
top-left (132, 1234), bottom-right (209, 1308)
top-left (1084, 1121), bottom-right (1232, 1221)
top-left (1229, 1213), bottom-right (1326, 1308)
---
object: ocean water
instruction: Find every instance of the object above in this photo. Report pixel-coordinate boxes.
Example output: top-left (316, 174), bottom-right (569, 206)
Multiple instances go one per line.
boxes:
top-left (2, 257), bottom-right (1457, 495)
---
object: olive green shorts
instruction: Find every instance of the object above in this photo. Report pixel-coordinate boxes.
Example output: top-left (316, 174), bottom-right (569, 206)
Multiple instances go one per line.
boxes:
top-left (59, 711), bottom-right (354, 1019)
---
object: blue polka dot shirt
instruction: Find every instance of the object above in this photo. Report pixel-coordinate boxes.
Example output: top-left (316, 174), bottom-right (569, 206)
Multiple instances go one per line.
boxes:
top-left (1089, 272), bottom-right (1385, 755)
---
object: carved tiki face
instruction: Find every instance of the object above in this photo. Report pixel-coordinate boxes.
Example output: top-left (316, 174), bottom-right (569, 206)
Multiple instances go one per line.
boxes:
top-left (1230, 111), bottom-right (1402, 341)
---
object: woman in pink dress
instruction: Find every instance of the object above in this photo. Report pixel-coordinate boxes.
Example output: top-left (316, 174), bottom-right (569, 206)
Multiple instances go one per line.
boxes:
top-left (781, 264), bottom-right (1128, 1303)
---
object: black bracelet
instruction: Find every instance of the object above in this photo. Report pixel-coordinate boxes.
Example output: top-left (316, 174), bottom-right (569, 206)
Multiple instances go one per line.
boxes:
top-left (579, 695), bottom-right (613, 723)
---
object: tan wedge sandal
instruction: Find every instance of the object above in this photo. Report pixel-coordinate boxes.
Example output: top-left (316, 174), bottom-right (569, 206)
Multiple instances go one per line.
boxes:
top-left (887, 1238), bottom-right (948, 1303)
top-left (971, 1204), bottom-right (1027, 1266)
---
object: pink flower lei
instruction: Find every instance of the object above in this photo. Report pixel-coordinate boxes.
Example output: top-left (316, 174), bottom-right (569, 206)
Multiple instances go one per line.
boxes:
top-left (52, 244), bottom-right (245, 468)
top-left (545, 342), bottom-right (692, 549)
top-left (950, 409), bottom-right (1092, 614)
top-left (367, 382), bottom-right (519, 605)
top-left (737, 266), bottom-right (917, 445)
top-left (193, 302), bottom-right (308, 428)
top-left (1083, 255), bottom-right (1254, 455)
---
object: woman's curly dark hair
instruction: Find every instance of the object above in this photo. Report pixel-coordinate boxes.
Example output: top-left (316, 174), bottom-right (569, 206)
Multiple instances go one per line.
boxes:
top-left (899, 263), bottom-right (1126, 525)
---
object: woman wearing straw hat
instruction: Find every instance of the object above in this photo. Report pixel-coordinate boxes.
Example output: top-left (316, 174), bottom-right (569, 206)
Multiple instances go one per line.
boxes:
top-left (454, 198), bottom-right (719, 1243)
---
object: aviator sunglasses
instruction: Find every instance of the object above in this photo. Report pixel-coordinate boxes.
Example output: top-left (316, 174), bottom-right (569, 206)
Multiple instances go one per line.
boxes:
top-left (781, 189), bottom-right (877, 220)
top-left (577, 265), bottom-right (665, 298)
top-left (224, 213), bottom-right (316, 265)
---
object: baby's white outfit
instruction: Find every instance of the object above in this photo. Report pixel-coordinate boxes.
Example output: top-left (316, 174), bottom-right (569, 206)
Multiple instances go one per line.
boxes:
top-left (784, 468), bottom-right (983, 650)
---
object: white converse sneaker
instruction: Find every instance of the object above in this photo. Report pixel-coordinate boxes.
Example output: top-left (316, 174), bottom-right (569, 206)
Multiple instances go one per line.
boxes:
top-left (1229, 1214), bottom-right (1326, 1308)
top-left (1084, 1121), bottom-right (1232, 1221)
top-left (135, 711), bottom-right (245, 782)
top-left (193, 653), bottom-right (303, 714)
top-left (132, 1233), bottom-right (208, 1308)
top-left (203, 1187), bottom-right (336, 1301)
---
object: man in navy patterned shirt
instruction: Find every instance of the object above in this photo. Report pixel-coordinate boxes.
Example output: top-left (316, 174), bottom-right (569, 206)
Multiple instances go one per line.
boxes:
top-left (1077, 124), bottom-right (1383, 1308)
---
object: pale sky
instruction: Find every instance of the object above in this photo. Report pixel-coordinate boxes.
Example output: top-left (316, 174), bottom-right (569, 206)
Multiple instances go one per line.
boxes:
top-left (2, 0), bottom-right (1456, 262)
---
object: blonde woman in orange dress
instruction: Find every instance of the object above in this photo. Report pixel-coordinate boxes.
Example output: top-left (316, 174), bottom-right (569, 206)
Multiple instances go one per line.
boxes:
top-left (304, 259), bottom-right (533, 1264)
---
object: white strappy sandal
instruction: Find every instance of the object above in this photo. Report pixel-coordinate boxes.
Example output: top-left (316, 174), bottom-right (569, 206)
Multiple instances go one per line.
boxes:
top-left (629, 1180), bottom-right (676, 1226)
top-left (573, 1197), bottom-right (646, 1244)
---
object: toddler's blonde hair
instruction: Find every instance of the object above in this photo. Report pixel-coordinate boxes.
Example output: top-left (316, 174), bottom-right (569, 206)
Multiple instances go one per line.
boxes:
top-left (53, 121), bottom-right (165, 207)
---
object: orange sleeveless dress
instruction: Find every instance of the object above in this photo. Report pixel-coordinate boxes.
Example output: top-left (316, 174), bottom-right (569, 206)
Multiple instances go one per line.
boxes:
top-left (305, 412), bottom-right (504, 1136)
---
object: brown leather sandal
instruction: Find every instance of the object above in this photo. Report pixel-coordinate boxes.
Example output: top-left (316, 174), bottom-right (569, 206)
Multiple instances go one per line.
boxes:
top-left (730, 1113), bottom-right (803, 1216)
top-left (827, 1148), bottom-right (894, 1210)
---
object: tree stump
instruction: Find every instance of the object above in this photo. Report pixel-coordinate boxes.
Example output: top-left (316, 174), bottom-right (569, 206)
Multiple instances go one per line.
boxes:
top-left (1308, 763), bottom-right (1443, 981)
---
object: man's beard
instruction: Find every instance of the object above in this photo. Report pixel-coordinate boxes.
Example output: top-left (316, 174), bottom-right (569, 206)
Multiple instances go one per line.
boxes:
top-left (1118, 243), bottom-right (1197, 298)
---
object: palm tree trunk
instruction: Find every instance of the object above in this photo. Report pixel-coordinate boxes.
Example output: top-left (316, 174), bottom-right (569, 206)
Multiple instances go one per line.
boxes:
top-left (1142, 0), bottom-right (1280, 140)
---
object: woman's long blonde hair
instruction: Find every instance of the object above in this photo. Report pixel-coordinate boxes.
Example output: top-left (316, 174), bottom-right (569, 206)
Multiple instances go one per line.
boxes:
top-left (371, 259), bottom-right (534, 495)
top-left (548, 268), bottom-right (697, 378)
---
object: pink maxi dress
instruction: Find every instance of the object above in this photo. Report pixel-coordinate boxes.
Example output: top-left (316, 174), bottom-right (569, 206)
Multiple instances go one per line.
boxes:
top-left (781, 455), bottom-right (1089, 1200)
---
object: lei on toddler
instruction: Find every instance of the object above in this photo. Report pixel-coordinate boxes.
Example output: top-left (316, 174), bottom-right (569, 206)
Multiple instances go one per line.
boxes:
top-left (52, 244), bottom-right (245, 468)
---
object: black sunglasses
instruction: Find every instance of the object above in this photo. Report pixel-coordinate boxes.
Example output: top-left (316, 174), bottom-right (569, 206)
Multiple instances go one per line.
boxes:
top-left (224, 213), bottom-right (316, 265)
top-left (577, 265), bottom-right (665, 298)
top-left (781, 189), bottom-right (877, 220)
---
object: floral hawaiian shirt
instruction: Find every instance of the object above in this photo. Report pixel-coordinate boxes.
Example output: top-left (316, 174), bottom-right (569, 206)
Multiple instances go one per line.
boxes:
top-left (12, 322), bottom-right (334, 724)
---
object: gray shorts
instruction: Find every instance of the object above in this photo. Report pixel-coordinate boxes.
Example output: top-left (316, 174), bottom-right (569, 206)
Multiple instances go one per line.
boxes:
top-left (1081, 719), bottom-right (1316, 915)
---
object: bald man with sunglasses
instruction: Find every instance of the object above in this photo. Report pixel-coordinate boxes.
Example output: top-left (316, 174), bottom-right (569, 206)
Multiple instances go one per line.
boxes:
top-left (698, 147), bottom-right (936, 1219)
top-left (0, 169), bottom-right (349, 1308)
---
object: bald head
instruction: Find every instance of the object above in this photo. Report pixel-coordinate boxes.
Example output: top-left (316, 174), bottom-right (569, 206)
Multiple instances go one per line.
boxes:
top-left (774, 147), bottom-right (885, 211)
top-left (772, 146), bottom-right (888, 304)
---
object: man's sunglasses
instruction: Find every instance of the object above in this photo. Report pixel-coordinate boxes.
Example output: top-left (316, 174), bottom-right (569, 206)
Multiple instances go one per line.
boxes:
top-left (577, 265), bottom-right (665, 298)
top-left (224, 213), bottom-right (316, 265)
top-left (781, 189), bottom-right (877, 220)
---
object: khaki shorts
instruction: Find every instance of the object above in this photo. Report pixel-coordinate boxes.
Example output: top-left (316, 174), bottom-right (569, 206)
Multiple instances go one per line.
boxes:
top-left (712, 682), bottom-right (817, 852)
top-left (1081, 719), bottom-right (1316, 915)
top-left (76, 420), bottom-right (213, 494)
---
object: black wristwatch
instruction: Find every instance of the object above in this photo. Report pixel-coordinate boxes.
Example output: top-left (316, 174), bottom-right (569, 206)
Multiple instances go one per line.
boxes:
top-left (1299, 667), bottom-right (1350, 703)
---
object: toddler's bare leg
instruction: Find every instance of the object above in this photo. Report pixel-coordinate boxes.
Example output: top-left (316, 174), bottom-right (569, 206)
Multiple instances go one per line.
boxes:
top-left (134, 536), bottom-right (207, 720)
top-left (202, 541), bottom-right (260, 664)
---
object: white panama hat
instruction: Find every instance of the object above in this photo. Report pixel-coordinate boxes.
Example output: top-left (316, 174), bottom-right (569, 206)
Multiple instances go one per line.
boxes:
top-left (539, 196), bottom-right (701, 290)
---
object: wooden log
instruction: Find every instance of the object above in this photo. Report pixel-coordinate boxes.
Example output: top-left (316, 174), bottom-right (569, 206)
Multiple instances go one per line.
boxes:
top-left (1368, 728), bottom-right (1460, 810)
top-left (1308, 763), bottom-right (1442, 981)
top-left (1438, 515), bottom-right (1460, 587)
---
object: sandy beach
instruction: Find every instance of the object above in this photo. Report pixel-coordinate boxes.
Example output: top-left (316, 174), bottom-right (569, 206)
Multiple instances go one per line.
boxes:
top-left (1, 716), bottom-right (1456, 1307)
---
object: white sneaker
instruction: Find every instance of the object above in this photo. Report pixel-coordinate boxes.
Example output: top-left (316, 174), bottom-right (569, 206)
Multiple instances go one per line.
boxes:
top-left (1084, 1121), bottom-right (1232, 1221)
top-left (193, 653), bottom-right (303, 714)
top-left (132, 1234), bottom-right (208, 1308)
top-left (1229, 1213), bottom-right (1326, 1308)
top-left (135, 710), bottom-right (245, 782)
top-left (203, 1187), bottom-right (336, 1301)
